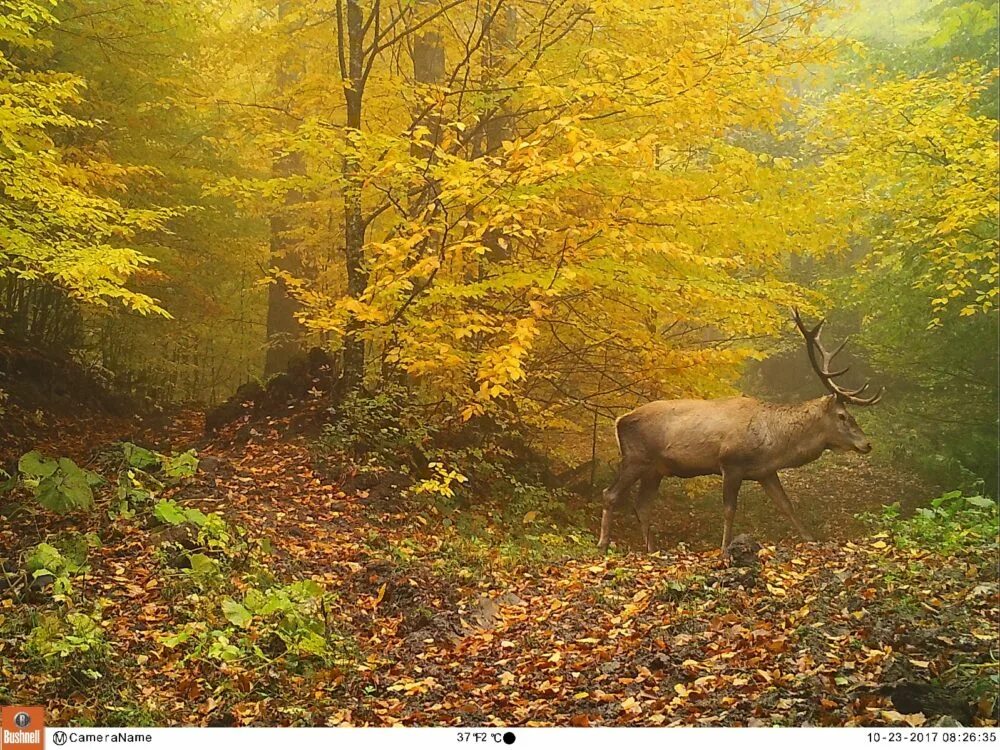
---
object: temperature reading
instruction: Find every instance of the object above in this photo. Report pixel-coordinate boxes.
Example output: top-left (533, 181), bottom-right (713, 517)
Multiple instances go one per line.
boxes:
top-left (456, 732), bottom-right (488, 743)
top-left (456, 731), bottom-right (516, 744)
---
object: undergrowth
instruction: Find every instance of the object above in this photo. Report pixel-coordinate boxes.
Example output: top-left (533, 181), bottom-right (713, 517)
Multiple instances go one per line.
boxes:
top-left (860, 490), bottom-right (998, 554)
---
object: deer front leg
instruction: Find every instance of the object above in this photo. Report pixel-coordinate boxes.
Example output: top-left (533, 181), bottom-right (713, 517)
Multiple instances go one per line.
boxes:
top-left (598, 460), bottom-right (643, 552)
top-left (720, 470), bottom-right (742, 555)
top-left (633, 472), bottom-right (662, 553)
top-left (759, 473), bottom-right (815, 542)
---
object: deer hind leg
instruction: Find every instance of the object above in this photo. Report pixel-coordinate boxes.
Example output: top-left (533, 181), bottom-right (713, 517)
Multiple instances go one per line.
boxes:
top-left (759, 473), bottom-right (815, 542)
top-left (721, 470), bottom-right (742, 555)
top-left (598, 460), bottom-right (644, 551)
top-left (633, 472), bottom-right (662, 553)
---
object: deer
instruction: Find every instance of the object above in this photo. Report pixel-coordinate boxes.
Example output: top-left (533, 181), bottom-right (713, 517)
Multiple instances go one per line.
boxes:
top-left (597, 310), bottom-right (883, 556)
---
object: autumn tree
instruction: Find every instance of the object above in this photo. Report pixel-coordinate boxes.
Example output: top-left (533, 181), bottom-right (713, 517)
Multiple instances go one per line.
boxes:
top-left (793, 0), bottom-right (999, 492)
top-left (0, 0), bottom-right (169, 333)
top-left (212, 0), bottom-right (840, 454)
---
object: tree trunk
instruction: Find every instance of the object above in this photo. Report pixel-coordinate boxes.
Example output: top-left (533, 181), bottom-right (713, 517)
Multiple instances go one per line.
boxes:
top-left (480, 2), bottom-right (516, 268)
top-left (412, 28), bottom-right (446, 162)
top-left (264, 0), bottom-right (306, 376)
top-left (341, 0), bottom-right (368, 390)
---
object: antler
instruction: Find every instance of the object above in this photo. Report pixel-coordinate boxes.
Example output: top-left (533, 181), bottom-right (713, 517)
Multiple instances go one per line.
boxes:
top-left (791, 309), bottom-right (884, 406)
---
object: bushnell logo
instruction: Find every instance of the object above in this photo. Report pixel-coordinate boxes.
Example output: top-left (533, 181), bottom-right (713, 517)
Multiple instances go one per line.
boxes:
top-left (1, 706), bottom-right (44, 750)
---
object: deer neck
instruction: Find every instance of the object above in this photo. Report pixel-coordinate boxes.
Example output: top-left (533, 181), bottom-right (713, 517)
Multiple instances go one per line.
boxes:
top-left (768, 399), bottom-right (830, 470)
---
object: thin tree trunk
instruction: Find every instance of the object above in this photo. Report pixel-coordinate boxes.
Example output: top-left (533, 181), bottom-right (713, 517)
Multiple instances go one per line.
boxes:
top-left (264, 0), bottom-right (307, 376)
top-left (341, 0), bottom-right (369, 390)
top-left (412, 25), bottom-right (446, 163)
top-left (480, 1), bottom-right (515, 269)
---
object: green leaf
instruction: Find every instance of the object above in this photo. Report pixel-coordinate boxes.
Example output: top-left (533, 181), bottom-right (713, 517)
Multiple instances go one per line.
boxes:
top-left (287, 579), bottom-right (324, 600)
top-left (159, 626), bottom-right (195, 648)
top-left (222, 599), bottom-right (253, 628)
top-left (19, 451), bottom-right (58, 479)
top-left (154, 500), bottom-right (187, 525)
top-left (260, 590), bottom-right (293, 615)
top-left (36, 476), bottom-right (72, 513)
top-left (26, 543), bottom-right (63, 574)
top-left (163, 451), bottom-right (198, 479)
top-left (297, 630), bottom-right (328, 656)
top-left (187, 553), bottom-right (217, 576)
top-left (122, 443), bottom-right (161, 470)
top-left (0, 469), bottom-right (16, 494)
top-left (966, 496), bottom-right (996, 508)
top-left (56, 458), bottom-right (95, 511)
top-left (183, 508), bottom-right (208, 526)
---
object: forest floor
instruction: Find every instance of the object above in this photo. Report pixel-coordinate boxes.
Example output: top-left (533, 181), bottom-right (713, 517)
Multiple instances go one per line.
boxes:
top-left (0, 369), bottom-right (997, 727)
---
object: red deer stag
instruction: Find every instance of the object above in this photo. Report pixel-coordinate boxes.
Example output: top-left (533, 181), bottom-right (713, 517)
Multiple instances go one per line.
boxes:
top-left (598, 310), bottom-right (883, 555)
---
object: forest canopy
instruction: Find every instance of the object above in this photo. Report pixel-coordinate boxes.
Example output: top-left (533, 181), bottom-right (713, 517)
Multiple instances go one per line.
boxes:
top-left (1, 0), bottom-right (997, 488)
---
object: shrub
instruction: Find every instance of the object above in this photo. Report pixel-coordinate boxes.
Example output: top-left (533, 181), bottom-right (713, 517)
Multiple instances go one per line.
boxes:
top-left (222, 580), bottom-right (336, 661)
top-left (318, 384), bottom-right (432, 475)
top-left (14, 451), bottom-right (103, 513)
top-left (154, 499), bottom-right (246, 559)
top-left (25, 610), bottom-right (108, 678)
top-left (112, 442), bottom-right (198, 517)
top-left (316, 388), bottom-right (579, 542)
top-left (161, 580), bottom-right (351, 670)
top-left (861, 490), bottom-right (998, 554)
top-left (25, 540), bottom-right (92, 598)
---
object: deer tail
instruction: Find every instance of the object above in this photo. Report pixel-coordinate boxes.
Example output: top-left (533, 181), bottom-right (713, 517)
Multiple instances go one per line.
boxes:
top-left (613, 411), bottom-right (643, 459)
top-left (613, 414), bottom-right (626, 456)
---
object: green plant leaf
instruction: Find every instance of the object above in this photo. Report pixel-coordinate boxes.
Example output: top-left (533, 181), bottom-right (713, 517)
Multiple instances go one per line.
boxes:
top-left (966, 496), bottom-right (996, 508)
top-left (122, 443), bottom-right (161, 470)
top-left (243, 588), bottom-right (267, 614)
top-left (222, 599), bottom-right (253, 628)
top-left (187, 553), bottom-right (217, 576)
top-left (0, 470), bottom-right (17, 494)
top-left (19, 451), bottom-right (58, 479)
top-left (163, 451), bottom-right (198, 479)
top-left (26, 542), bottom-right (63, 574)
top-left (154, 500), bottom-right (187, 525)
top-left (183, 508), bottom-right (208, 526)
top-left (158, 626), bottom-right (196, 648)
top-left (60, 458), bottom-right (95, 500)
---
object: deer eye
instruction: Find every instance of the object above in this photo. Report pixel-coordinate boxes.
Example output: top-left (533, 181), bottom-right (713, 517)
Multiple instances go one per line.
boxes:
top-left (838, 413), bottom-right (848, 421)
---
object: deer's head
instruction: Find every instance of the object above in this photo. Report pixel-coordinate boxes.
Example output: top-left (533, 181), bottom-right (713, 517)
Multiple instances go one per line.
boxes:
top-left (793, 309), bottom-right (883, 455)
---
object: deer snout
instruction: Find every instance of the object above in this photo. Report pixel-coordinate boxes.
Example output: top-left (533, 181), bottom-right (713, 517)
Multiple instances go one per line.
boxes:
top-left (856, 440), bottom-right (872, 454)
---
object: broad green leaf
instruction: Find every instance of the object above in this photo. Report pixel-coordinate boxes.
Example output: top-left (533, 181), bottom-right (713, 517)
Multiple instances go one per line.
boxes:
top-left (163, 451), bottom-right (198, 479)
top-left (122, 443), bottom-right (161, 470)
top-left (159, 627), bottom-right (195, 648)
top-left (0, 470), bottom-right (16, 494)
top-left (19, 451), bottom-right (57, 479)
top-left (243, 588), bottom-right (267, 614)
top-left (183, 508), bottom-right (209, 526)
top-left (966, 496), bottom-right (996, 508)
top-left (154, 500), bottom-right (187, 525)
top-left (56, 459), bottom-right (95, 512)
top-left (222, 599), bottom-right (253, 628)
top-left (187, 553), bottom-right (217, 576)
top-left (26, 543), bottom-right (63, 574)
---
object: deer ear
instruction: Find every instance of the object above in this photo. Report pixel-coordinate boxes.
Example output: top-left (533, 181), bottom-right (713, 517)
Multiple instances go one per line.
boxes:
top-left (823, 394), bottom-right (839, 410)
